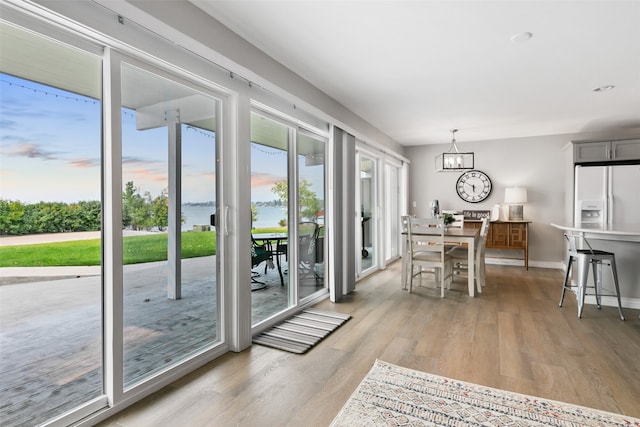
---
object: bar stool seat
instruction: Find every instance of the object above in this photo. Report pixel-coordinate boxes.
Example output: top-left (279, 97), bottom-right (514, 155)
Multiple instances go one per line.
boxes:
top-left (560, 233), bottom-right (625, 320)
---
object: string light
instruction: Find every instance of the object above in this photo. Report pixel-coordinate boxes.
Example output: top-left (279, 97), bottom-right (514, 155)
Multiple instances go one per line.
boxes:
top-left (185, 125), bottom-right (215, 139)
top-left (251, 144), bottom-right (286, 156)
top-left (0, 78), bottom-right (100, 105)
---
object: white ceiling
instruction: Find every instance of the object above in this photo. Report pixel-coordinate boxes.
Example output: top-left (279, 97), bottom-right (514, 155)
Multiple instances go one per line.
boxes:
top-left (191, 1), bottom-right (640, 146)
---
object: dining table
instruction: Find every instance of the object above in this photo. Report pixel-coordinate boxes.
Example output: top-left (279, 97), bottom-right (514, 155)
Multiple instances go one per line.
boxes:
top-left (402, 226), bottom-right (481, 297)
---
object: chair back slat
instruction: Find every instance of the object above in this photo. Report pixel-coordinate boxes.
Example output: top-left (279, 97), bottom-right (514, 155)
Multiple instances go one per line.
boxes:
top-left (407, 217), bottom-right (446, 254)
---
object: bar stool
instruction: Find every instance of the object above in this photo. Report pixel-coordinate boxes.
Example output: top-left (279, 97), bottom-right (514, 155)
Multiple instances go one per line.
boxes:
top-left (559, 233), bottom-right (625, 320)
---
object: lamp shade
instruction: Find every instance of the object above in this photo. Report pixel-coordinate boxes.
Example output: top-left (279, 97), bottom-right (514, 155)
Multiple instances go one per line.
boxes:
top-left (504, 187), bottom-right (527, 204)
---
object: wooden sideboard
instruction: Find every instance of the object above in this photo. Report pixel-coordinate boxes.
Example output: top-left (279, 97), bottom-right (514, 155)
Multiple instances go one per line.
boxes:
top-left (465, 220), bottom-right (530, 269)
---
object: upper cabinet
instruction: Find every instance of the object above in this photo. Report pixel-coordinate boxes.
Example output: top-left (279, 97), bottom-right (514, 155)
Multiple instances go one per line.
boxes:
top-left (573, 138), bottom-right (640, 164)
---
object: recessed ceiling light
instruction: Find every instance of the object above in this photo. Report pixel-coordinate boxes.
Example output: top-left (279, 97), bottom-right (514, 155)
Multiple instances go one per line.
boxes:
top-left (593, 85), bottom-right (615, 92)
top-left (510, 32), bottom-right (533, 43)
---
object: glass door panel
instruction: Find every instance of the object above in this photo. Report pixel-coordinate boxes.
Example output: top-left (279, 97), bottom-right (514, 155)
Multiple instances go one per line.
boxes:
top-left (297, 132), bottom-right (327, 299)
top-left (359, 155), bottom-right (377, 274)
top-left (385, 162), bottom-right (401, 261)
top-left (0, 23), bottom-right (103, 425)
top-left (250, 111), bottom-right (291, 325)
top-left (120, 63), bottom-right (219, 387)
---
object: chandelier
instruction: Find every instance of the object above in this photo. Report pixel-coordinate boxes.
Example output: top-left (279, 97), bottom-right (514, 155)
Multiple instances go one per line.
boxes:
top-left (434, 129), bottom-right (474, 172)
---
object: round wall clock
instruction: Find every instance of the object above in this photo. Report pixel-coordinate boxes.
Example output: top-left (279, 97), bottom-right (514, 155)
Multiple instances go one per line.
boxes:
top-left (456, 170), bottom-right (492, 203)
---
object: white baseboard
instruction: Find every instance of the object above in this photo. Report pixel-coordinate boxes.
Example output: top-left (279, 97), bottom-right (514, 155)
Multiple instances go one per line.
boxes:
top-left (484, 258), bottom-right (562, 270)
top-left (562, 287), bottom-right (640, 311)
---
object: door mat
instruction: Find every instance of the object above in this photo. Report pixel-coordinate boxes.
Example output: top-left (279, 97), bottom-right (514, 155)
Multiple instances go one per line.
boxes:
top-left (253, 309), bottom-right (351, 354)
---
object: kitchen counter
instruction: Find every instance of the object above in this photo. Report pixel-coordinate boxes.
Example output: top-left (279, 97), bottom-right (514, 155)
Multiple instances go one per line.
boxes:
top-left (551, 222), bottom-right (640, 303)
top-left (550, 223), bottom-right (640, 242)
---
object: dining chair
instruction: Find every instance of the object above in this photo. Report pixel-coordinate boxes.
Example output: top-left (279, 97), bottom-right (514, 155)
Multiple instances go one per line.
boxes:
top-left (273, 222), bottom-right (320, 283)
top-left (251, 235), bottom-right (274, 287)
top-left (451, 214), bottom-right (465, 228)
top-left (400, 215), bottom-right (411, 290)
top-left (298, 222), bottom-right (320, 282)
top-left (440, 211), bottom-right (464, 228)
top-left (405, 216), bottom-right (453, 297)
top-left (447, 217), bottom-right (489, 293)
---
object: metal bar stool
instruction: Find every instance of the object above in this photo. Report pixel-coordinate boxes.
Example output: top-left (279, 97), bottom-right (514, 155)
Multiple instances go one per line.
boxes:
top-left (560, 233), bottom-right (625, 320)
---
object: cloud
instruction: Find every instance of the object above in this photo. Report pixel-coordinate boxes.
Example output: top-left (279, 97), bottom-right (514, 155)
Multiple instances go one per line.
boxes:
top-left (2, 142), bottom-right (59, 160)
top-left (0, 119), bottom-right (16, 129)
top-left (251, 172), bottom-right (285, 188)
top-left (1, 139), bottom-right (103, 172)
top-left (69, 158), bottom-right (100, 168)
top-left (122, 156), bottom-right (168, 185)
top-left (128, 167), bottom-right (167, 183)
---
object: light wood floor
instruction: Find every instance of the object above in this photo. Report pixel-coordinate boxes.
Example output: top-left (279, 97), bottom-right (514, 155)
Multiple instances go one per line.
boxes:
top-left (99, 261), bottom-right (640, 426)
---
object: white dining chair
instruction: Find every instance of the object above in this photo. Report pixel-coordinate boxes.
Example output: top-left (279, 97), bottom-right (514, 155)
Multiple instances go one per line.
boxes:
top-left (405, 216), bottom-right (453, 297)
top-left (447, 217), bottom-right (489, 293)
top-left (450, 214), bottom-right (465, 228)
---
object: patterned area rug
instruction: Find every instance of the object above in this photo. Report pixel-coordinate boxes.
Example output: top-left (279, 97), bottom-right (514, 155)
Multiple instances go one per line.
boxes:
top-left (253, 309), bottom-right (351, 354)
top-left (331, 360), bottom-right (640, 427)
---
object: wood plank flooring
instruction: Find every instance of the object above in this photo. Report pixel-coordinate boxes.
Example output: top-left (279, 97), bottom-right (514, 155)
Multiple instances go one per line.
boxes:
top-left (98, 262), bottom-right (640, 427)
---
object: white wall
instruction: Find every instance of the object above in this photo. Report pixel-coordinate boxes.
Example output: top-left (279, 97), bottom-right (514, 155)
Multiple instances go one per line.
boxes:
top-left (101, 0), bottom-right (405, 157)
top-left (405, 130), bottom-right (640, 267)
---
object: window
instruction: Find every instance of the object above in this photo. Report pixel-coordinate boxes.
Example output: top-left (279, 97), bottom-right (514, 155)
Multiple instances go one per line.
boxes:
top-left (0, 22), bottom-right (104, 425)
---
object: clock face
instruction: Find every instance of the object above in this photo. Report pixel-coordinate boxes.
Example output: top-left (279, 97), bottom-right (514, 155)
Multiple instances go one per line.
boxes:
top-left (456, 170), bottom-right (492, 203)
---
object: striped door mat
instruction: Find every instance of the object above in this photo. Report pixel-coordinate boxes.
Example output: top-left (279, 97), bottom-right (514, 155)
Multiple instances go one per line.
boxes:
top-left (253, 309), bottom-right (351, 354)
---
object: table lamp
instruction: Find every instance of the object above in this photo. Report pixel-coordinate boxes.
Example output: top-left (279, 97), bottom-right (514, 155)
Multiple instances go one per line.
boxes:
top-left (504, 187), bottom-right (527, 221)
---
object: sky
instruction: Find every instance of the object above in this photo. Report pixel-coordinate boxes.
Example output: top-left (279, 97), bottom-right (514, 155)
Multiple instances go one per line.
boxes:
top-left (1, 72), bottom-right (322, 206)
top-left (1, 74), bottom-right (102, 203)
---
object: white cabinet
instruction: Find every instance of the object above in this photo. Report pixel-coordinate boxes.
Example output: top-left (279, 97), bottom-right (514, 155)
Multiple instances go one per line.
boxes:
top-left (574, 138), bottom-right (640, 163)
top-left (612, 139), bottom-right (640, 161)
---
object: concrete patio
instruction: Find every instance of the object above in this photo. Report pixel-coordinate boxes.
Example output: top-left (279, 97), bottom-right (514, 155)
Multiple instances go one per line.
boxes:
top-left (0, 254), bottom-right (316, 426)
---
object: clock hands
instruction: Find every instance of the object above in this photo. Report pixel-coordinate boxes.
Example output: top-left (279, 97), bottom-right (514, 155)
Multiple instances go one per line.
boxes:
top-left (465, 182), bottom-right (477, 194)
top-left (456, 171), bottom-right (492, 203)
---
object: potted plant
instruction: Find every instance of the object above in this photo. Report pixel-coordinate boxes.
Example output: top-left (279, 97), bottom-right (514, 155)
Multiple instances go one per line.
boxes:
top-left (440, 213), bottom-right (455, 228)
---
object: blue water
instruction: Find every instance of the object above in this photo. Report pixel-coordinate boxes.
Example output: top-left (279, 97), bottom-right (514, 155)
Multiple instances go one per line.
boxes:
top-left (252, 206), bottom-right (288, 229)
top-left (181, 205), bottom-right (287, 231)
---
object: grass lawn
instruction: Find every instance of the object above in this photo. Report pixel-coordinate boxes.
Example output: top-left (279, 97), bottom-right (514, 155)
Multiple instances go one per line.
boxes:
top-left (0, 228), bottom-right (290, 268)
top-left (0, 232), bottom-right (216, 267)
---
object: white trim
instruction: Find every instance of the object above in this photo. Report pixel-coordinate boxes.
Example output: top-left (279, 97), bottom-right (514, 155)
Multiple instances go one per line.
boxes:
top-left (561, 288), bottom-right (640, 312)
top-left (484, 258), bottom-right (561, 270)
top-left (233, 94), bottom-right (252, 352)
top-left (41, 396), bottom-right (108, 427)
top-left (103, 46), bottom-right (125, 406)
top-left (76, 344), bottom-right (229, 426)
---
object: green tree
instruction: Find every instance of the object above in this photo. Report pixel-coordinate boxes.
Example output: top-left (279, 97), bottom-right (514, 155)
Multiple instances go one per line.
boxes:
top-left (0, 200), bottom-right (26, 235)
top-left (0, 199), bottom-right (101, 235)
top-left (76, 200), bottom-right (102, 231)
top-left (271, 179), bottom-right (320, 222)
top-left (152, 189), bottom-right (169, 230)
top-left (122, 182), bottom-right (150, 230)
top-left (122, 181), bottom-right (136, 228)
top-left (123, 182), bottom-right (176, 231)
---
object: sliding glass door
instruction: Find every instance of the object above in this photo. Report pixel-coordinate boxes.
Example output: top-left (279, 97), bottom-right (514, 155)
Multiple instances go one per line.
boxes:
top-left (120, 61), bottom-right (220, 387)
top-left (250, 111), bottom-right (292, 323)
top-left (250, 110), bottom-right (328, 326)
top-left (297, 131), bottom-right (327, 300)
top-left (357, 153), bottom-right (378, 275)
top-left (0, 22), bottom-right (104, 426)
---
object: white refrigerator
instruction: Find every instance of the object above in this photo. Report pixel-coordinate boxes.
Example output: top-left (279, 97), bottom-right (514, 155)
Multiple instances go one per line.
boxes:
top-left (574, 164), bottom-right (640, 302)
top-left (574, 164), bottom-right (640, 225)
